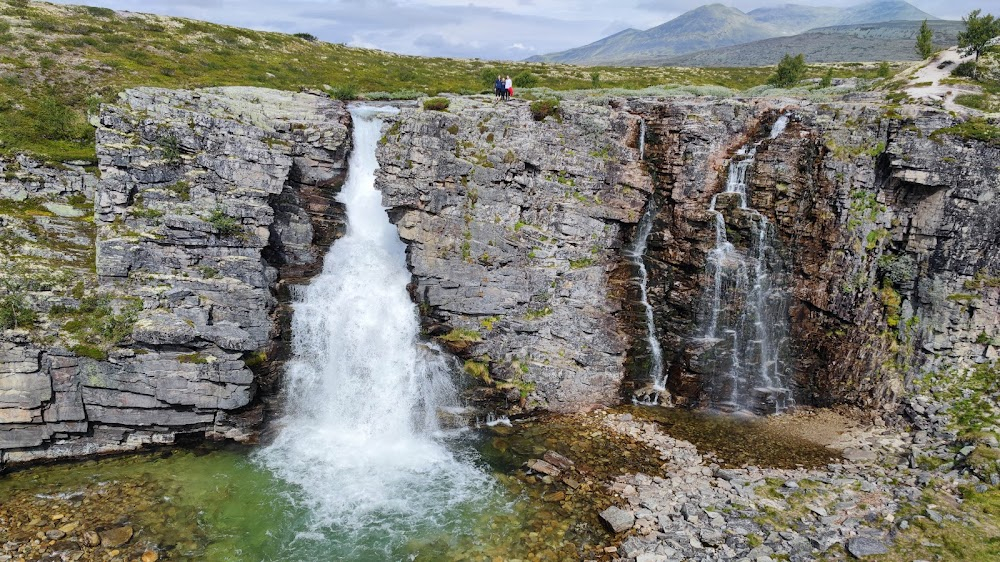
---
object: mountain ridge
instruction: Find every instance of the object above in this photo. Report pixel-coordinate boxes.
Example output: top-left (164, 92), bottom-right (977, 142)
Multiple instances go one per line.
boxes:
top-left (529, 0), bottom-right (941, 66)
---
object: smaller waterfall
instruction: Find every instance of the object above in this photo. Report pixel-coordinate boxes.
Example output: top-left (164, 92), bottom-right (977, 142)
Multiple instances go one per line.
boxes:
top-left (628, 199), bottom-right (666, 391)
top-left (697, 115), bottom-right (793, 414)
top-left (628, 118), bottom-right (667, 397)
top-left (638, 118), bottom-right (647, 160)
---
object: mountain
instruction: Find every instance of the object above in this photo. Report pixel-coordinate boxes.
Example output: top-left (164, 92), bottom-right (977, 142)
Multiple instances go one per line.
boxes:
top-left (527, 4), bottom-right (782, 65)
top-left (663, 20), bottom-right (963, 67)
top-left (748, 1), bottom-right (939, 33)
top-left (530, 0), bottom-right (941, 66)
top-left (746, 4), bottom-right (844, 32)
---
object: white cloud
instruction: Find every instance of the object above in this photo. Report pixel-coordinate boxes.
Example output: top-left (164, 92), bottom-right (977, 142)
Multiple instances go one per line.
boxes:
top-left (45, 0), bottom-right (975, 60)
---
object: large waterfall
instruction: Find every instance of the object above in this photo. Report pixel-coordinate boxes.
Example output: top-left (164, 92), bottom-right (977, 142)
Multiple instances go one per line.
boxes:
top-left (255, 106), bottom-right (491, 556)
top-left (696, 116), bottom-right (793, 414)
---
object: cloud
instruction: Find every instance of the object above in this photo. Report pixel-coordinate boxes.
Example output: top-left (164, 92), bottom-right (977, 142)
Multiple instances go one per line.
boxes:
top-left (46, 0), bottom-right (979, 60)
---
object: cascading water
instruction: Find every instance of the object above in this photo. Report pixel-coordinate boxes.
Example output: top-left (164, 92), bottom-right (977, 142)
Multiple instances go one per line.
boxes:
top-left (696, 115), bottom-right (793, 414)
top-left (627, 118), bottom-right (667, 398)
top-left (254, 106), bottom-right (494, 557)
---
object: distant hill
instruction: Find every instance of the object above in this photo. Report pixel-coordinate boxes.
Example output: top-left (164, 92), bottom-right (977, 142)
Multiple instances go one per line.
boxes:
top-left (527, 4), bottom-right (783, 65)
top-left (662, 20), bottom-right (963, 67)
top-left (529, 0), bottom-right (941, 66)
top-left (748, 0), bottom-right (940, 32)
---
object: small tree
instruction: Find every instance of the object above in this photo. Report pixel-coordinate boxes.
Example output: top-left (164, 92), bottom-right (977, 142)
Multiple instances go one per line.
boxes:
top-left (769, 53), bottom-right (806, 88)
top-left (916, 19), bottom-right (934, 59)
top-left (819, 68), bottom-right (833, 88)
top-left (877, 61), bottom-right (892, 78)
top-left (958, 9), bottom-right (1000, 79)
top-left (590, 71), bottom-right (601, 88)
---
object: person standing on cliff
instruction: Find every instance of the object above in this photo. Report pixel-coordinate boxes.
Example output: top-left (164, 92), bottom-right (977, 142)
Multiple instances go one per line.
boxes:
top-left (494, 75), bottom-right (504, 101)
top-left (505, 75), bottom-right (513, 100)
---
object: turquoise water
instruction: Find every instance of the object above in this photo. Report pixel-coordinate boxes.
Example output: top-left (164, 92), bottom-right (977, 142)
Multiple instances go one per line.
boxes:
top-left (0, 427), bottom-right (608, 562)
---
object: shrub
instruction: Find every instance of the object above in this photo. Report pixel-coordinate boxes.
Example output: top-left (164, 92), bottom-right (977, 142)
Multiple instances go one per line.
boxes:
top-left (529, 98), bottom-right (560, 121)
top-left (0, 293), bottom-right (36, 330)
top-left (423, 97), bottom-right (450, 111)
top-left (207, 209), bottom-right (243, 237)
top-left (768, 53), bottom-right (806, 87)
top-left (293, 32), bottom-right (318, 42)
top-left (514, 71), bottom-right (538, 88)
top-left (329, 84), bottom-right (358, 101)
top-left (819, 68), bottom-right (833, 88)
top-left (84, 6), bottom-right (116, 18)
top-left (157, 135), bottom-right (181, 163)
top-left (34, 95), bottom-right (77, 141)
top-left (953, 60), bottom-right (978, 78)
top-left (877, 61), bottom-right (892, 78)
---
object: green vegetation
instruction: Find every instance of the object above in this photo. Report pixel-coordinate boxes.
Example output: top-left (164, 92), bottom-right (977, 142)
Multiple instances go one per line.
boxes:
top-left (954, 93), bottom-right (1000, 112)
top-left (206, 209), bottom-right (243, 237)
top-left (463, 359), bottom-right (491, 381)
top-left (930, 118), bottom-right (1000, 146)
top-left (440, 327), bottom-right (482, 343)
top-left (916, 20), bottom-right (934, 60)
top-left (423, 97), bottom-right (450, 111)
top-left (529, 98), bottom-right (560, 122)
top-left (0, 1), bottom-right (891, 162)
top-left (958, 9), bottom-right (1000, 79)
top-left (523, 306), bottom-right (553, 320)
top-left (50, 294), bottom-right (143, 357)
top-left (569, 257), bottom-right (595, 269)
top-left (768, 53), bottom-right (806, 88)
top-left (178, 352), bottom-right (210, 364)
top-left (0, 290), bottom-right (35, 330)
top-left (819, 68), bottom-right (833, 88)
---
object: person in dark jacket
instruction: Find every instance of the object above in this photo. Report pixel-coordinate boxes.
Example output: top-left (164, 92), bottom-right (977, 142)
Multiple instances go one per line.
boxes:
top-left (495, 75), bottom-right (504, 101)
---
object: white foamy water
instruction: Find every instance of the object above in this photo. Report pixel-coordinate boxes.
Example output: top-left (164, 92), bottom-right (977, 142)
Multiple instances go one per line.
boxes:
top-left (255, 106), bottom-right (492, 546)
top-left (698, 115), bottom-right (794, 414)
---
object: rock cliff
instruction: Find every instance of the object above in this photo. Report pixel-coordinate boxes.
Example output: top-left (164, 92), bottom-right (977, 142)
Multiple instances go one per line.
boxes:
top-left (2, 88), bottom-right (998, 465)
top-left (1, 87), bottom-right (350, 466)
top-left (378, 96), bottom-right (999, 415)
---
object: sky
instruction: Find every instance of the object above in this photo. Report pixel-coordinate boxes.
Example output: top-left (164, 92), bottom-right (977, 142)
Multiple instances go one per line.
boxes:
top-left (46, 0), bottom-right (974, 60)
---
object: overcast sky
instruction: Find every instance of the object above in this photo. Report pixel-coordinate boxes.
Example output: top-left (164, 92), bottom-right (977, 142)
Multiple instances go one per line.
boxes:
top-left (48, 0), bottom-right (974, 60)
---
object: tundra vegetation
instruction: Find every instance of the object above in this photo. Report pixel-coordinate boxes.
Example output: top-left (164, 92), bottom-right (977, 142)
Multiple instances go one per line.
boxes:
top-left (0, 0), bottom-right (894, 163)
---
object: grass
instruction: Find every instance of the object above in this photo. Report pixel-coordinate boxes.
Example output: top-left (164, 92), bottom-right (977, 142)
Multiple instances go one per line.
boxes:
top-left (0, 0), bottom-right (890, 163)
top-left (872, 487), bottom-right (1000, 562)
top-left (929, 118), bottom-right (1000, 146)
top-left (49, 293), bottom-right (143, 354)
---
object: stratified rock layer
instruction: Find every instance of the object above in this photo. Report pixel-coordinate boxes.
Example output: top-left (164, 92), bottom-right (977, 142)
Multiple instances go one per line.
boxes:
top-left (630, 98), bottom-right (999, 409)
top-left (378, 97), bottom-right (651, 412)
top-left (1, 87), bottom-right (350, 466)
top-left (2, 89), bottom-right (998, 465)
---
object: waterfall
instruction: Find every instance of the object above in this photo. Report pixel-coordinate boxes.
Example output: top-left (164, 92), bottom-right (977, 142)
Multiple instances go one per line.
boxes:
top-left (697, 115), bottom-right (793, 414)
top-left (628, 118), bottom-right (667, 397)
top-left (255, 106), bottom-right (491, 550)
top-left (628, 198), bottom-right (666, 392)
top-left (638, 118), bottom-right (646, 160)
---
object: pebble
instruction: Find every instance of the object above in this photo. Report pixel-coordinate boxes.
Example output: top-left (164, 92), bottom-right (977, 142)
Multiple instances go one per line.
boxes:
top-left (100, 525), bottom-right (134, 548)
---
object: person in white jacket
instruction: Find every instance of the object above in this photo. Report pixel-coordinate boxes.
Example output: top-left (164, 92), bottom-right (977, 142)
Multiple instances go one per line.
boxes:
top-left (504, 75), bottom-right (513, 100)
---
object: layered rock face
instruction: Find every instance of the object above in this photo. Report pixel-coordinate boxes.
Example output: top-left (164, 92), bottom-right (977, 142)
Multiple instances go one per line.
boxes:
top-left (1, 87), bottom-right (350, 466)
top-left (380, 96), bottom-right (998, 414)
top-left (378, 97), bottom-right (651, 412)
top-left (2, 88), bottom-right (997, 465)
top-left (628, 98), bottom-right (999, 410)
